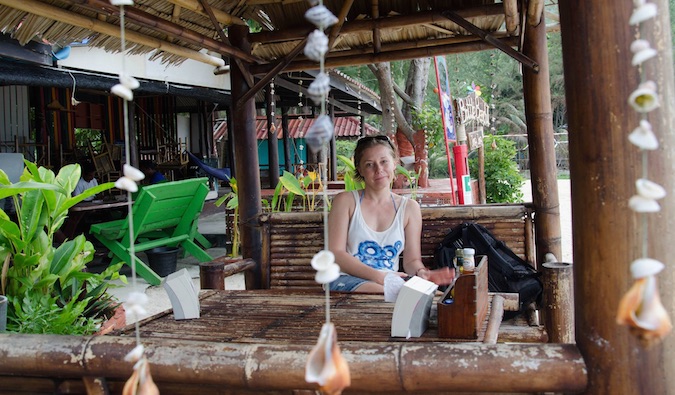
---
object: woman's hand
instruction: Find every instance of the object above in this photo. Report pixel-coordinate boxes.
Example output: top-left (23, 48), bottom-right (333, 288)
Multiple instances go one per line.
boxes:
top-left (416, 267), bottom-right (455, 286)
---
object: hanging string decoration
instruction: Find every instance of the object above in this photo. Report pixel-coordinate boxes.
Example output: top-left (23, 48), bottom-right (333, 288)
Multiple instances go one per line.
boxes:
top-left (301, 1), bottom-right (351, 394)
top-left (109, 0), bottom-right (160, 393)
top-left (616, 0), bottom-right (672, 348)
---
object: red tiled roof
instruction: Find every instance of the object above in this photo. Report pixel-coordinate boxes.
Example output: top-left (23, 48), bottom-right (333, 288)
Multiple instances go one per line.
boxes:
top-left (214, 116), bottom-right (379, 141)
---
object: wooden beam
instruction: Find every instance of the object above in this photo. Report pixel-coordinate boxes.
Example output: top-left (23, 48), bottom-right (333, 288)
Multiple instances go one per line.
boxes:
top-left (441, 10), bottom-right (538, 72)
top-left (68, 0), bottom-right (260, 63)
top-left (0, 0), bottom-right (225, 67)
top-left (250, 36), bottom-right (520, 74)
top-left (235, 37), bottom-right (307, 111)
top-left (504, 0), bottom-right (519, 35)
top-left (327, 0), bottom-right (354, 50)
top-left (250, 3), bottom-right (506, 44)
top-left (0, 334), bottom-right (588, 393)
top-left (166, 0), bottom-right (246, 26)
top-left (527, 0), bottom-right (545, 26)
top-left (197, 0), bottom-right (229, 44)
top-left (273, 77), bottom-right (362, 115)
top-left (371, 0), bottom-right (380, 54)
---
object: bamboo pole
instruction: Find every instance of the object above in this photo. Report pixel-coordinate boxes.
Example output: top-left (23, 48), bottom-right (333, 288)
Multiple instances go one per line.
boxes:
top-left (167, 0), bottom-right (246, 26)
top-left (521, 4), bottom-right (562, 265)
top-left (542, 261), bottom-right (574, 343)
top-left (559, 0), bottom-right (675, 393)
top-left (229, 25), bottom-right (263, 290)
top-left (0, 0), bottom-right (225, 67)
top-left (0, 334), bottom-right (587, 393)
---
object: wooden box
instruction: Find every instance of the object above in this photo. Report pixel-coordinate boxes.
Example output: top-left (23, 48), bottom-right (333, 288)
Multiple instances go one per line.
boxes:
top-left (437, 255), bottom-right (489, 339)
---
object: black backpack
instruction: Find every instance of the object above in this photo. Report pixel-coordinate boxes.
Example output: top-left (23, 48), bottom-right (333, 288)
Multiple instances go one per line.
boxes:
top-left (433, 222), bottom-right (543, 318)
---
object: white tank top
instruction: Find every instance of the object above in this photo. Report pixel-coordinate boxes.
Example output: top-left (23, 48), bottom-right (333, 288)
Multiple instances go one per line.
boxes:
top-left (346, 190), bottom-right (408, 273)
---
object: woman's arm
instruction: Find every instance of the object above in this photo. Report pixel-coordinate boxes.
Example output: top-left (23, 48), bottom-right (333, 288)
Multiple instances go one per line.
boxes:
top-left (328, 192), bottom-right (390, 285)
top-left (402, 198), bottom-right (455, 285)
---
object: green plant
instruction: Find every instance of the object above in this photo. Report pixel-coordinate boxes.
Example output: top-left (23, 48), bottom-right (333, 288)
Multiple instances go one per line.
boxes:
top-left (269, 171), bottom-right (306, 212)
top-left (337, 155), bottom-right (364, 191)
top-left (469, 135), bottom-right (524, 203)
top-left (395, 165), bottom-right (420, 200)
top-left (215, 177), bottom-right (240, 257)
top-left (0, 162), bottom-right (124, 334)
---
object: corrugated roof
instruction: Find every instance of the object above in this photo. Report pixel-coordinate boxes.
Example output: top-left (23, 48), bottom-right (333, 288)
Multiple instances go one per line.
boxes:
top-left (213, 116), bottom-right (379, 142)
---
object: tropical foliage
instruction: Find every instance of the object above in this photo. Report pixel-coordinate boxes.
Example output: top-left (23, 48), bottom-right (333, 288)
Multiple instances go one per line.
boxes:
top-left (0, 162), bottom-right (124, 334)
top-left (469, 135), bottom-right (524, 203)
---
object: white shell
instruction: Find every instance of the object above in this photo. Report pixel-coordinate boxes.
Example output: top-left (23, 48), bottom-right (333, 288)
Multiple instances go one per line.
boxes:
top-left (636, 178), bottom-right (666, 200)
top-left (628, 81), bottom-right (660, 113)
top-left (629, 3), bottom-right (657, 25)
top-left (124, 164), bottom-right (146, 181)
top-left (119, 73), bottom-right (140, 90)
top-left (308, 72), bottom-right (331, 104)
top-left (631, 39), bottom-right (657, 66)
top-left (111, 84), bottom-right (133, 101)
top-left (304, 30), bottom-right (329, 62)
top-left (631, 258), bottom-right (665, 279)
top-left (110, 0), bottom-right (134, 5)
top-left (315, 263), bottom-right (340, 284)
top-left (311, 250), bottom-right (336, 271)
top-left (305, 5), bottom-right (339, 28)
top-left (124, 344), bottom-right (145, 362)
top-left (628, 120), bottom-right (659, 150)
top-left (628, 194), bottom-right (660, 213)
top-left (115, 176), bottom-right (139, 192)
top-left (304, 115), bottom-right (334, 151)
top-left (307, 0), bottom-right (320, 6)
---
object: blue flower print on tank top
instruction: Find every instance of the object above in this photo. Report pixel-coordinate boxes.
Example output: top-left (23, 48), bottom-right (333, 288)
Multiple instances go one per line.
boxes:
top-left (355, 240), bottom-right (402, 270)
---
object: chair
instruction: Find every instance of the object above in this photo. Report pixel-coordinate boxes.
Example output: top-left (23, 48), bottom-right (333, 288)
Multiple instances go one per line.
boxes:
top-left (88, 139), bottom-right (120, 184)
top-left (89, 178), bottom-right (213, 285)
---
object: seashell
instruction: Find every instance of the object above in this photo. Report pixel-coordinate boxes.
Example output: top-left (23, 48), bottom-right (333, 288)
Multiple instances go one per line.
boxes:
top-left (630, 39), bottom-right (657, 66)
top-left (307, 0), bottom-right (320, 6)
top-left (122, 358), bottom-right (159, 395)
top-left (124, 164), bottom-right (146, 181)
top-left (635, 178), bottom-right (666, 200)
top-left (315, 263), bottom-right (340, 284)
top-left (630, 258), bottom-right (664, 279)
top-left (308, 72), bottom-right (331, 104)
top-left (304, 30), bottom-right (329, 62)
top-left (305, 5), bottom-right (339, 28)
top-left (125, 344), bottom-right (145, 362)
top-left (125, 291), bottom-right (149, 317)
top-left (112, 84), bottom-right (134, 101)
top-left (628, 80), bottom-right (659, 113)
top-left (304, 115), bottom-right (334, 151)
top-left (628, 119), bottom-right (659, 150)
top-left (119, 73), bottom-right (140, 90)
top-left (311, 250), bottom-right (335, 271)
top-left (628, 195), bottom-right (660, 213)
top-left (305, 323), bottom-right (351, 394)
top-left (110, 0), bottom-right (134, 5)
top-left (617, 275), bottom-right (672, 348)
top-left (115, 176), bottom-right (139, 193)
top-left (629, 2), bottom-right (657, 25)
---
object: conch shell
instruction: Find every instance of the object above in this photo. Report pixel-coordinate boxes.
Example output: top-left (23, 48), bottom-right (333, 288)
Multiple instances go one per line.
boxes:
top-left (122, 357), bottom-right (159, 395)
top-left (617, 264), bottom-right (672, 348)
top-left (305, 323), bottom-right (351, 395)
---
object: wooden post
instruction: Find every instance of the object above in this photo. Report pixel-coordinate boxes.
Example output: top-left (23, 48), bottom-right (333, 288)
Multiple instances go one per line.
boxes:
top-left (229, 25), bottom-right (263, 289)
top-left (542, 261), bottom-right (574, 343)
top-left (521, 5), bottom-right (562, 264)
top-left (266, 84), bottom-right (280, 188)
top-left (281, 107), bottom-right (292, 173)
top-left (199, 261), bottom-right (225, 290)
top-left (559, 0), bottom-right (675, 393)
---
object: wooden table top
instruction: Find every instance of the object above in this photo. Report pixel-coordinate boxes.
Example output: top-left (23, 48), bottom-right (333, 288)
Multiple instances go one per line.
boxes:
top-left (116, 289), bottom-right (499, 344)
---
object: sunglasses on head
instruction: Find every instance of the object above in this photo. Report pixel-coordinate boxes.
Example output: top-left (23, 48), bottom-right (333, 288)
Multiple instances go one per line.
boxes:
top-left (358, 135), bottom-right (393, 147)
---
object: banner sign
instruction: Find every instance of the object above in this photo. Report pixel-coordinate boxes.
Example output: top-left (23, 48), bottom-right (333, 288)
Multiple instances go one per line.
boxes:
top-left (433, 56), bottom-right (456, 142)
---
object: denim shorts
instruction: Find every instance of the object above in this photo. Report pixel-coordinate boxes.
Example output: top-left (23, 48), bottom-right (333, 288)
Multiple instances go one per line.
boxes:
top-left (328, 274), bottom-right (369, 292)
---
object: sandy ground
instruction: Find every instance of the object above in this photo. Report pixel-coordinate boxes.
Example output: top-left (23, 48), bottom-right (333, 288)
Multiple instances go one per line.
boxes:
top-left (111, 179), bottom-right (573, 324)
top-left (521, 179), bottom-right (573, 263)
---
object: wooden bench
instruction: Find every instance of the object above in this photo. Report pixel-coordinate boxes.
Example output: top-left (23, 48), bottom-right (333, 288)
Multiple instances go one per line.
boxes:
top-left (257, 203), bottom-right (535, 289)
top-left (90, 177), bottom-right (213, 285)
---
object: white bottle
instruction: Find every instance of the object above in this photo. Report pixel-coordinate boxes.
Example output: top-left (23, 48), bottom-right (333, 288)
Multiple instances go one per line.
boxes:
top-left (462, 248), bottom-right (476, 271)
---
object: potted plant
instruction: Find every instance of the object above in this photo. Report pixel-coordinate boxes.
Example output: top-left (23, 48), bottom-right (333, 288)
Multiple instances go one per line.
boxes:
top-left (0, 161), bottom-right (126, 334)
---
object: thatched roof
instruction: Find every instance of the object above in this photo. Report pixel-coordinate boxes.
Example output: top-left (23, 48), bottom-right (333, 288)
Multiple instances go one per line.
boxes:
top-left (0, 0), bottom-right (555, 72)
